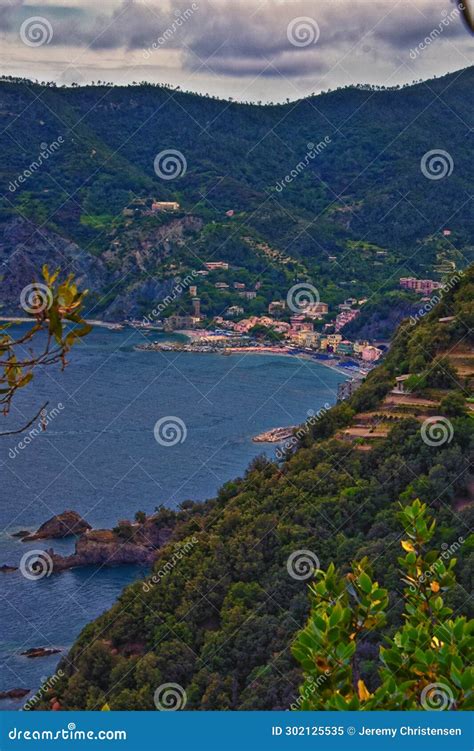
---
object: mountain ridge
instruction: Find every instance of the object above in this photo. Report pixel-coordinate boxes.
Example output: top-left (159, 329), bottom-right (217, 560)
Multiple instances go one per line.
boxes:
top-left (1, 67), bottom-right (472, 325)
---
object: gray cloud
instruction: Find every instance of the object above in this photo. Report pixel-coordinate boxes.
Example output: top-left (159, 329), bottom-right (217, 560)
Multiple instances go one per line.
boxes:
top-left (0, 0), bottom-right (472, 100)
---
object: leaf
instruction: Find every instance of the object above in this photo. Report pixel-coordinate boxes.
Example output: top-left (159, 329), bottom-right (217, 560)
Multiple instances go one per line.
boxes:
top-left (358, 572), bottom-right (372, 593)
top-left (401, 540), bottom-right (416, 553)
top-left (357, 679), bottom-right (372, 701)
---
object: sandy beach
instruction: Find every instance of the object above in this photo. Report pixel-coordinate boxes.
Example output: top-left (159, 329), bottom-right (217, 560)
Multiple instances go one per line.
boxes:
top-left (175, 331), bottom-right (363, 377)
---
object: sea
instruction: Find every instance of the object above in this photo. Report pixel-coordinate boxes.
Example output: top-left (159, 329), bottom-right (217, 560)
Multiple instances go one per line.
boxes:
top-left (0, 325), bottom-right (346, 708)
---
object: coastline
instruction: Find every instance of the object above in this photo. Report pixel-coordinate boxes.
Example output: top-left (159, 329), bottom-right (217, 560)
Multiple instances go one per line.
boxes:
top-left (1, 320), bottom-right (367, 378)
top-left (0, 329), bottom-right (347, 705)
top-left (175, 331), bottom-right (364, 377)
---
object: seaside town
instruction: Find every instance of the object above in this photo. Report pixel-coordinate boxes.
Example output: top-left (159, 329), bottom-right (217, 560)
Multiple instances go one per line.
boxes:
top-left (129, 263), bottom-right (448, 401)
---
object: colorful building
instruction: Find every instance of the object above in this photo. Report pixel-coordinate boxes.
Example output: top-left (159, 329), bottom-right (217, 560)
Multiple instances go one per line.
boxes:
top-left (337, 340), bottom-right (354, 356)
top-left (399, 277), bottom-right (443, 295)
top-left (361, 345), bottom-right (383, 362)
top-left (205, 262), bottom-right (229, 271)
top-left (326, 334), bottom-right (343, 350)
top-left (335, 309), bottom-right (359, 331)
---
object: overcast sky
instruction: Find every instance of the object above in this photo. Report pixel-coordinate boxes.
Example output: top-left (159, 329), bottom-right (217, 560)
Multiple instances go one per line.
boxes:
top-left (0, 0), bottom-right (472, 101)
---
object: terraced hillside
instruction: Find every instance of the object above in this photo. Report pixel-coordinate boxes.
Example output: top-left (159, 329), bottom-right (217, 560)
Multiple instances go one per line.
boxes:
top-left (36, 267), bottom-right (473, 711)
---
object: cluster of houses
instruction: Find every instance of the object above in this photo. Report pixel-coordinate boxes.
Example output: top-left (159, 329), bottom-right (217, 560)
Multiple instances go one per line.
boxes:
top-left (399, 277), bottom-right (443, 295)
top-left (158, 269), bottom-right (383, 361)
top-left (211, 312), bottom-right (383, 362)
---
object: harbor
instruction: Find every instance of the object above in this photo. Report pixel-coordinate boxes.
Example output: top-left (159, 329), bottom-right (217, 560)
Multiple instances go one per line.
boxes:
top-left (133, 333), bottom-right (371, 378)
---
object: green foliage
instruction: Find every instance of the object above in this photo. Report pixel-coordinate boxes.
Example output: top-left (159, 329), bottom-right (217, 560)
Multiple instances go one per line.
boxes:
top-left (440, 392), bottom-right (467, 417)
top-left (113, 523), bottom-right (134, 541)
top-left (1, 73), bottom-right (473, 325)
top-left (292, 499), bottom-right (474, 710)
top-left (36, 260), bottom-right (473, 711)
top-left (425, 357), bottom-right (460, 390)
top-left (248, 324), bottom-right (285, 342)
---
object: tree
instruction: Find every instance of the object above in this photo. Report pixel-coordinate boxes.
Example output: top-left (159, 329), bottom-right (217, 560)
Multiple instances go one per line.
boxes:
top-left (426, 356), bottom-right (459, 390)
top-left (0, 266), bottom-right (91, 434)
top-left (249, 324), bottom-right (284, 343)
top-left (440, 392), bottom-right (467, 418)
top-left (292, 499), bottom-right (474, 710)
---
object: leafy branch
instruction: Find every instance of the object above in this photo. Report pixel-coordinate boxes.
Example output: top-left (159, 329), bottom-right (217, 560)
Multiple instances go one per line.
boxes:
top-left (0, 265), bottom-right (91, 434)
top-left (292, 498), bottom-right (474, 710)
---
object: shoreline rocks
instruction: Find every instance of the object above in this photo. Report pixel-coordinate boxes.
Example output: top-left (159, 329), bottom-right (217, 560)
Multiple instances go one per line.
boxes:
top-left (0, 688), bottom-right (30, 700)
top-left (20, 511), bottom-right (92, 541)
top-left (0, 564), bottom-right (18, 573)
top-left (3, 512), bottom-right (175, 575)
top-left (253, 426), bottom-right (297, 443)
top-left (46, 517), bottom-right (174, 573)
top-left (21, 647), bottom-right (61, 659)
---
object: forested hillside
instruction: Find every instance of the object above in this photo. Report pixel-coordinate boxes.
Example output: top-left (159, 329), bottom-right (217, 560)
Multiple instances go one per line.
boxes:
top-left (40, 266), bottom-right (473, 710)
top-left (1, 68), bottom-right (473, 323)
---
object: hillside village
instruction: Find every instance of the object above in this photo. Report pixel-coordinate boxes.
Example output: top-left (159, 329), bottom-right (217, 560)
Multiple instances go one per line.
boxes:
top-left (132, 258), bottom-right (452, 382)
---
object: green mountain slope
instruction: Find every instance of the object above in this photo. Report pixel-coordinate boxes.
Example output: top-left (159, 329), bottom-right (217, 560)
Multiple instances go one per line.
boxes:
top-left (0, 69), bottom-right (473, 322)
top-left (41, 266), bottom-right (473, 710)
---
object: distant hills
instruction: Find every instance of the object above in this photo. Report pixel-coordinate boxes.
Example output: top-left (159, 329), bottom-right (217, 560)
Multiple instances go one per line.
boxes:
top-left (0, 67), bottom-right (473, 324)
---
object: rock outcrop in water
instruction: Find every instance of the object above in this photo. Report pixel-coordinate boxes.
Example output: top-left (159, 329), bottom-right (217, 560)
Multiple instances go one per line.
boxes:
top-left (4, 512), bottom-right (175, 574)
top-left (21, 511), bottom-right (92, 541)
top-left (0, 564), bottom-right (17, 573)
top-left (47, 515), bottom-right (174, 573)
top-left (0, 688), bottom-right (30, 700)
top-left (253, 426), bottom-right (297, 443)
top-left (21, 647), bottom-right (61, 659)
